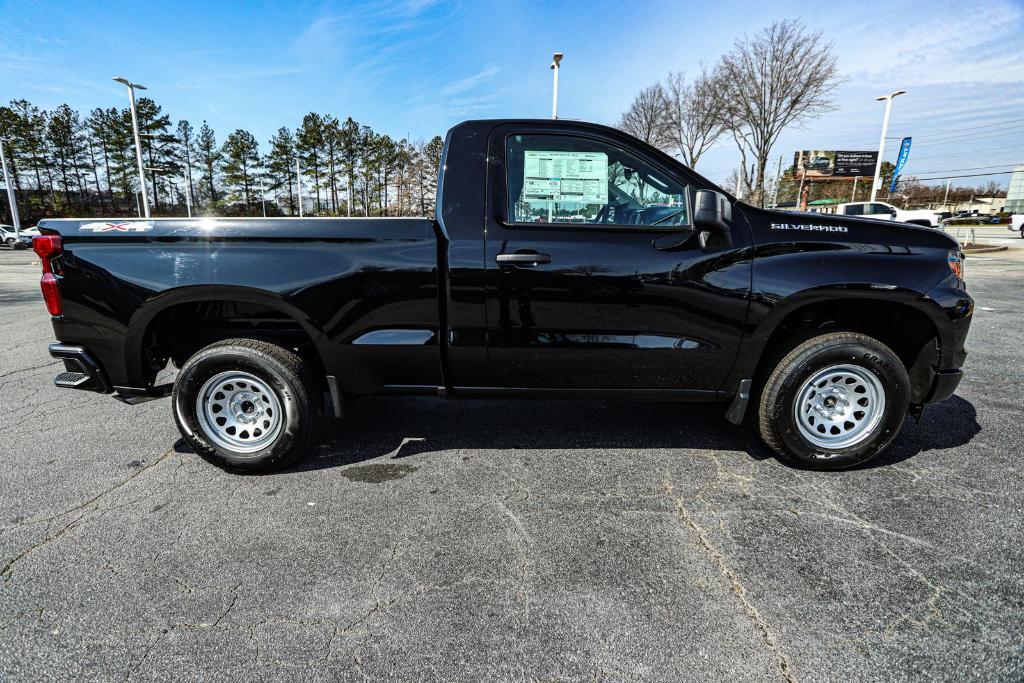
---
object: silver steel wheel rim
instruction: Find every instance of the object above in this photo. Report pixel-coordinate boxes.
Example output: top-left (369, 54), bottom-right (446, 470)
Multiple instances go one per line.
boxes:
top-left (793, 364), bottom-right (886, 450)
top-left (195, 371), bottom-right (284, 454)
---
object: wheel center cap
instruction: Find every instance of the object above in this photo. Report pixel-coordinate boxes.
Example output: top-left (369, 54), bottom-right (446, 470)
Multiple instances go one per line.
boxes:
top-left (241, 400), bottom-right (255, 414)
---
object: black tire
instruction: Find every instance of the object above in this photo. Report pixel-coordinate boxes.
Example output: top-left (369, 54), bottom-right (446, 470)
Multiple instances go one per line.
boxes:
top-left (172, 338), bottom-right (316, 473)
top-left (756, 332), bottom-right (910, 470)
top-left (4, 237), bottom-right (15, 247)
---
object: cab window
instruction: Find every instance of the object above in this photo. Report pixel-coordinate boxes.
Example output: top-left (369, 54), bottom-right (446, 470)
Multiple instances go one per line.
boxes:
top-left (844, 204), bottom-right (864, 216)
top-left (505, 134), bottom-right (689, 227)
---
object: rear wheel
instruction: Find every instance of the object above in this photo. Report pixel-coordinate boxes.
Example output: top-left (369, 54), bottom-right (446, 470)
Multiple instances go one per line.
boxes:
top-left (172, 339), bottom-right (316, 473)
top-left (756, 332), bottom-right (910, 470)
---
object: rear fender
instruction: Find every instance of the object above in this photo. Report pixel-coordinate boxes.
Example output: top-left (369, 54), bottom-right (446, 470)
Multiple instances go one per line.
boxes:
top-left (124, 285), bottom-right (331, 388)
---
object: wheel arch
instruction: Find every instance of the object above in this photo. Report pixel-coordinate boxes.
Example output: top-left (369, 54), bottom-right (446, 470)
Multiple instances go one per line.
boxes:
top-left (740, 287), bottom-right (945, 404)
top-left (124, 285), bottom-right (332, 388)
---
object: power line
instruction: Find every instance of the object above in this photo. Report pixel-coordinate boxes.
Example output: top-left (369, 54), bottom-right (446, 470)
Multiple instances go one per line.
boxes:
top-left (901, 124), bottom-right (1024, 149)
top-left (904, 163), bottom-right (1021, 175)
top-left (896, 170), bottom-right (1016, 183)
top-left (814, 118), bottom-right (1024, 151)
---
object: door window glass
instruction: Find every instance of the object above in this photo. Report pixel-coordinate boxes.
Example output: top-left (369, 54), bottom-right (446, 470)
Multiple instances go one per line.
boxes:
top-left (844, 204), bottom-right (864, 216)
top-left (506, 134), bottom-right (689, 227)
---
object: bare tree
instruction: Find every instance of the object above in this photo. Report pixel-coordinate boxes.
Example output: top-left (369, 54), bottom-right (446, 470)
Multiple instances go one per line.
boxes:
top-left (711, 20), bottom-right (840, 205)
top-left (663, 70), bottom-right (725, 170)
top-left (618, 83), bottom-right (669, 149)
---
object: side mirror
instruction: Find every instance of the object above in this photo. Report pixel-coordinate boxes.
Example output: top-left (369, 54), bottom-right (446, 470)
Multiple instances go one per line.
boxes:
top-left (693, 190), bottom-right (732, 248)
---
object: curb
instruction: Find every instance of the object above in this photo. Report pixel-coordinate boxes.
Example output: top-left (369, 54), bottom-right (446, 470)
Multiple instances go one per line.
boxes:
top-left (962, 245), bottom-right (1009, 254)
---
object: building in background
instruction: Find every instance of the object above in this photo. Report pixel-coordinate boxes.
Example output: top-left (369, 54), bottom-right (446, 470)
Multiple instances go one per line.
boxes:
top-left (1006, 165), bottom-right (1024, 214)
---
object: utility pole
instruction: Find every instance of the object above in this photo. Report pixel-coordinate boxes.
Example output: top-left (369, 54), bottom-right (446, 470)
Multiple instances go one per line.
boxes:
top-left (259, 173), bottom-right (267, 217)
top-left (851, 176), bottom-right (859, 202)
top-left (113, 77), bottom-right (151, 218)
top-left (296, 158), bottom-right (303, 218)
top-left (0, 140), bottom-right (22, 237)
top-left (870, 90), bottom-right (906, 202)
top-left (943, 177), bottom-right (952, 209)
top-left (550, 52), bottom-right (563, 119)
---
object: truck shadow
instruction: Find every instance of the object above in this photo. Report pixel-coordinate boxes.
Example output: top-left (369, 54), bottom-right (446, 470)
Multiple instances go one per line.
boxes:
top-left (284, 393), bottom-right (980, 475)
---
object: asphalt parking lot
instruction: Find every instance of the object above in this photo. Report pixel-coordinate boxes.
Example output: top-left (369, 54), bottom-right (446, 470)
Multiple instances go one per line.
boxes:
top-left (1, 243), bottom-right (1022, 681)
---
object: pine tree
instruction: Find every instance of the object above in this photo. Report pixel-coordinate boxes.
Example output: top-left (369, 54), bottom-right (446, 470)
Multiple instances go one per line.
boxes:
top-left (323, 115), bottom-right (342, 213)
top-left (339, 117), bottom-right (360, 217)
top-left (266, 127), bottom-right (296, 215)
top-left (221, 129), bottom-right (260, 208)
top-left (134, 98), bottom-right (177, 211)
top-left (47, 104), bottom-right (86, 210)
top-left (196, 121), bottom-right (220, 205)
top-left (176, 120), bottom-right (197, 209)
top-left (297, 113), bottom-right (325, 213)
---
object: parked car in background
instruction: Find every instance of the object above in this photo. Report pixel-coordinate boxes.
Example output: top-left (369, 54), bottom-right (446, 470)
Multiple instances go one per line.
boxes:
top-left (834, 201), bottom-right (945, 228)
top-left (1012, 214), bottom-right (1024, 237)
top-left (1, 224), bottom-right (31, 248)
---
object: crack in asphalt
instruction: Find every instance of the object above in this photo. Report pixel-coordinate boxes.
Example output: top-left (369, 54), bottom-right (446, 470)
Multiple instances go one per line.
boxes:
top-left (0, 446), bottom-right (177, 587)
top-left (662, 475), bottom-right (797, 683)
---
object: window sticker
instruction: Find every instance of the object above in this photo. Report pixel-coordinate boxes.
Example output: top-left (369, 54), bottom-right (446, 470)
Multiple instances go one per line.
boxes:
top-left (523, 151), bottom-right (608, 205)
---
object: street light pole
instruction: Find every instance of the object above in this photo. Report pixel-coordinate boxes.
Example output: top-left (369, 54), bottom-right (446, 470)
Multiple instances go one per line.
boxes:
top-left (870, 90), bottom-right (906, 202)
top-left (0, 140), bottom-right (22, 237)
top-left (258, 173), bottom-right (267, 217)
top-left (183, 160), bottom-right (193, 218)
top-left (550, 52), bottom-right (563, 119)
top-left (295, 158), bottom-right (303, 218)
top-left (113, 77), bottom-right (151, 218)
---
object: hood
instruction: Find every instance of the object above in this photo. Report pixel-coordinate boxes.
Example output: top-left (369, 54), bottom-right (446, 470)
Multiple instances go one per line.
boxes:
top-left (747, 204), bottom-right (960, 251)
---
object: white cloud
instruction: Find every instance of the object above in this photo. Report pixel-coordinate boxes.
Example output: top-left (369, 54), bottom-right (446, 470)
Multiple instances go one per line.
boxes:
top-left (441, 66), bottom-right (500, 96)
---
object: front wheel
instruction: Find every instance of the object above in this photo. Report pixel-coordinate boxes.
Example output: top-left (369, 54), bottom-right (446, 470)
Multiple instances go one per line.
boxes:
top-left (172, 339), bottom-right (316, 473)
top-left (756, 332), bottom-right (910, 470)
top-left (5, 237), bottom-right (17, 247)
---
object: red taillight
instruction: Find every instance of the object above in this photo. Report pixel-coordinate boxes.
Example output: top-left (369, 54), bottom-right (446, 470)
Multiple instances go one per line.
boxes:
top-left (948, 251), bottom-right (964, 280)
top-left (33, 235), bottom-right (62, 270)
top-left (33, 235), bottom-right (63, 315)
top-left (40, 272), bottom-right (62, 316)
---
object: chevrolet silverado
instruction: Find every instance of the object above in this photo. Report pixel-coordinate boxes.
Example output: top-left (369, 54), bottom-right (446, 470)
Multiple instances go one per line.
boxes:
top-left (32, 119), bottom-right (973, 472)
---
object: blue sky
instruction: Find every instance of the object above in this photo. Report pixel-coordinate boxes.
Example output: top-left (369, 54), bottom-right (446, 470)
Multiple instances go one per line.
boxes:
top-left (1, 0), bottom-right (1022, 186)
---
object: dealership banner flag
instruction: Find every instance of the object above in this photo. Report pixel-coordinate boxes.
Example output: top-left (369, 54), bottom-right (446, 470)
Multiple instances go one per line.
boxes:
top-left (890, 137), bottom-right (912, 193)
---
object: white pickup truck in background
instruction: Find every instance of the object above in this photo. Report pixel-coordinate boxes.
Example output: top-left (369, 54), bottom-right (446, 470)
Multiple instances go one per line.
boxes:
top-left (834, 201), bottom-right (945, 228)
top-left (1011, 214), bottom-right (1024, 237)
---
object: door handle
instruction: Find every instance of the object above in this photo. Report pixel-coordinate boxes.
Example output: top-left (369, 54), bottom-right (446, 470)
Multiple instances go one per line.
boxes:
top-left (496, 251), bottom-right (552, 267)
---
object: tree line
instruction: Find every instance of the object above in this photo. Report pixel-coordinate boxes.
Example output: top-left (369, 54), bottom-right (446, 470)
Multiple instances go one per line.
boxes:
top-left (0, 98), bottom-right (444, 224)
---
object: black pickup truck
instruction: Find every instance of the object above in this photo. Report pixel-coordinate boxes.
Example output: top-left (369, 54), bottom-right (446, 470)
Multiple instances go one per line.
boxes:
top-left (33, 119), bottom-right (972, 472)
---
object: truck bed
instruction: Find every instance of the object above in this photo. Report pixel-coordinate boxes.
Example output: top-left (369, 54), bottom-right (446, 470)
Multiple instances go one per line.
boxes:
top-left (38, 217), bottom-right (443, 395)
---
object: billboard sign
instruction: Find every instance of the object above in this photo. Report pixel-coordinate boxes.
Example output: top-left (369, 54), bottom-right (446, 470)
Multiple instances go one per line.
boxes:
top-left (793, 150), bottom-right (879, 178)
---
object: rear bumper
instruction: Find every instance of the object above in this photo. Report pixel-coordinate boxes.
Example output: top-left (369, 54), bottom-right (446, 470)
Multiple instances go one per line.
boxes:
top-left (49, 343), bottom-right (111, 394)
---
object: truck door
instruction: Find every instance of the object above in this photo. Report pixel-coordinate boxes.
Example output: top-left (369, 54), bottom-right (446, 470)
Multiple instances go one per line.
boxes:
top-left (482, 124), bottom-right (752, 394)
